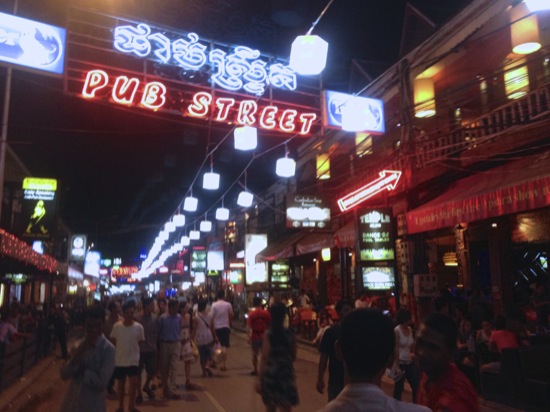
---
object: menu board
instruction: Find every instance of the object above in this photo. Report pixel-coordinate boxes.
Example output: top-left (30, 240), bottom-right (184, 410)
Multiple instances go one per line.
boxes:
top-left (358, 208), bottom-right (395, 261)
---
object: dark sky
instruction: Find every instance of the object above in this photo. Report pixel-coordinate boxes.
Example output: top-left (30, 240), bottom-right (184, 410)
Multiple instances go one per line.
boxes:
top-left (1, 0), bottom-right (471, 261)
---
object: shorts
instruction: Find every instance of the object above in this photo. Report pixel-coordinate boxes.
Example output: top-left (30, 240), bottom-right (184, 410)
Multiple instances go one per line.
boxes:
top-left (215, 327), bottom-right (231, 348)
top-left (198, 343), bottom-right (213, 363)
top-left (139, 351), bottom-right (157, 375)
top-left (251, 339), bottom-right (263, 354)
top-left (113, 365), bottom-right (140, 380)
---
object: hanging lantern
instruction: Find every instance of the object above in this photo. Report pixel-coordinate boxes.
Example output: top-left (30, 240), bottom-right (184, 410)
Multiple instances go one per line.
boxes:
top-left (414, 78), bottom-right (436, 118)
top-left (504, 57), bottom-right (529, 99)
top-left (216, 207), bottom-right (229, 221)
top-left (511, 2), bottom-right (541, 55)
top-left (203, 171), bottom-right (220, 190)
top-left (289, 34), bottom-right (328, 75)
top-left (525, 0), bottom-right (550, 12)
top-left (234, 126), bottom-right (258, 150)
top-left (190, 230), bottom-right (200, 240)
top-left (321, 248), bottom-right (331, 262)
top-left (159, 230), bottom-right (169, 241)
top-left (181, 236), bottom-right (190, 246)
top-left (200, 220), bottom-right (212, 232)
top-left (183, 196), bottom-right (198, 212)
top-left (172, 214), bottom-right (186, 227)
top-left (443, 252), bottom-right (458, 267)
top-left (237, 191), bottom-right (254, 207)
top-left (165, 222), bottom-right (176, 233)
top-left (276, 157), bottom-right (296, 177)
top-left (316, 153), bottom-right (330, 180)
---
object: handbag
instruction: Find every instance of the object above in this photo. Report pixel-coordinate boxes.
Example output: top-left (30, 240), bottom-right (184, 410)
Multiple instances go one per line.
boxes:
top-left (211, 342), bottom-right (223, 364)
top-left (385, 362), bottom-right (404, 381)
top-left (191, 339), bottom-right (199, 359)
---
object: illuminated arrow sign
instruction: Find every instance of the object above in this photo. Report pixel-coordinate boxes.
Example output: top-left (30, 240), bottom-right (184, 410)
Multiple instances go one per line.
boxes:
top-left (337, 170), bottom-right (402, 212)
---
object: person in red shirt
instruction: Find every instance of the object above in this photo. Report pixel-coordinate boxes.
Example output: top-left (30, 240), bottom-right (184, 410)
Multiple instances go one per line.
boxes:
top-left (415, 313), bottom-right (479, 412)
top-left (247, 297), bottom-right (271, 376)
top-left (488, 315), bottom-right (520, 354)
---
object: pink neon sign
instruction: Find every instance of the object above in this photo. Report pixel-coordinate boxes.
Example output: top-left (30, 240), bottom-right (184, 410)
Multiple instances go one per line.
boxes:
top-left (337, 170), bottom-right (402, 212)
top-left (81, 69), bottom-right (317, 135)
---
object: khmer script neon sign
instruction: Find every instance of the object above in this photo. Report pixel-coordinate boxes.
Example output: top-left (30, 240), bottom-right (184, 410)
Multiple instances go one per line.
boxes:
top-left (113, 23), bottom-right (297, 97)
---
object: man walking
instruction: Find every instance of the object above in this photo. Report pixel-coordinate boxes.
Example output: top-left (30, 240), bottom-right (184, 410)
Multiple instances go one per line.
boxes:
top-left (316, 299), bottom-right (352, 402)
top-left (60, 307), bottom-right (115, 412)
top-left (247, 297), bottom-right (271, 376)
top-left (111, 301), bottom-right (144, 412)
top-left (210, 290), bottom-right (234, 371)
top-left (136, 297), bottom-right (157, 403)
top-left (156, 299), bottom-right (182, 399)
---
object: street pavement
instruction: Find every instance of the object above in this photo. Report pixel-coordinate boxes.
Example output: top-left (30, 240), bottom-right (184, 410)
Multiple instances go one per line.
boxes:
top-left (0, 326), bottom-right (523, 412)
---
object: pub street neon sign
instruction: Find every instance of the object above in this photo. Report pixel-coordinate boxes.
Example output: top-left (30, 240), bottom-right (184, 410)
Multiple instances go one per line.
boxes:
top-left (337, 170), bottom-right (402, 212)
top-left (113, 23), bottom-right (297, 97)
top-left (81, 69), bottom-right (317, 135)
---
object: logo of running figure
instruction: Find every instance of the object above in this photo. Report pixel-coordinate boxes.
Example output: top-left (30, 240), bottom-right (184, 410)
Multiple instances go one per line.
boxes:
top-left (25, 200), bottom-right (48, 235)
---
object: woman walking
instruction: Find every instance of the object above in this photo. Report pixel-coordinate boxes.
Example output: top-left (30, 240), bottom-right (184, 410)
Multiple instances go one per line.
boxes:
top-left (257, 301), bottom-right (299, 412)
top-left (392, 308), bottom-right (419, 403)
top-left (193, 299), bottom-right (215, 377)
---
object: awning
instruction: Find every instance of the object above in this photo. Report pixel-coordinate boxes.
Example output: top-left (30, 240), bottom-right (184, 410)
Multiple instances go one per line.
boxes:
top-left (334, 220), bottom-right (356, 248)
top-left (295, 233), bottom-right (335, 255)
top-left (406, 152), bottom-right (550, 234)
top-left (0, 228), bottom-right (59, 273)
top-left (255, 232), bottom-right (306, 262)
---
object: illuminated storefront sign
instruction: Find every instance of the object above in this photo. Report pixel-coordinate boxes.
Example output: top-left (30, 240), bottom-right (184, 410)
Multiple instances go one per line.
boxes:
top-left (84, 250), bottom-right (101, 278)
top-left (191, 247), bottom-right (207, 282)
top-left (286, 194), bottom-right (330, 228)
top-left (81, 69), bottom-right (316, 135)
top-left (245, 234), bottom-right (268, 284)
top-left (338, 170), bottom-right (401, 212)
top-left (0, 12), bottom-right (66, 74)
top-left (113, 23), bottom-right (296, 96)
top-left (21, 177), bottom-right (57, 240)
top-left (322, 90), bottom-right (385, 134)
top-left (362, 266), bottom-right (395, 290)
top-left (358, 209), bottom-right (395, 261)
top-left (70, 234), bottom-right (87, 261)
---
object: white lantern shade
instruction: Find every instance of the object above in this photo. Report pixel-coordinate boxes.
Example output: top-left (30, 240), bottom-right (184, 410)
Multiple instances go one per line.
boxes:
top-left (276, 157), bottom-right (296, 177)
top-left (216, 207), bottom-right (229, 221)
top-left (172, 214), bottom-right (186, 227)
top-left (159, 230), bottom-right (169, 241)
top-left (234, 126), bottom-right (258, 150)
top-left (165, 222), bottom-right (176, 232)
top-left (183, 196), bottom-right (198, 212)
top-left (203, 172), bottom-right (220, 190)
top-left (237, 191), bottom-right (254, 207)
top-left (414, 78), bottom-right (436, 118)
top-left (525, 0), bottom-right (550, 12)
top-left (181, 236), bottom-right (190, 246)
top-left (290, 35), bottom-right (328, 75)
top-left (200, 220), bottom-right (212, 232)
top-left (511, 3), bottom-right (541, 55)
top-left (190, 230), bottom-right (200, 240)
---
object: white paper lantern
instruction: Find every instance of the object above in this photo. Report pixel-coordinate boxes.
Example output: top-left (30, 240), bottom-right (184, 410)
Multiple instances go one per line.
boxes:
top-left (525, 0), bottom-right (549, 12)
top-left (200, 220), bottom-right (212, 232)
top-left (159, 230), bottom-right (169, 241)
top-left (234, 126), bottom-right (258, 150)
top-left (237, 191), bottom-right (254, 207)
top-left (183, 196), bottom-right (198, 212)
top-left (181, 236), bottom-right (190, 246)
top-left (172, 214), bottom-right (186, 227)
top-left (165, 222), bottom-right (176, 232)
top-left (276, 157), bottom-right (296, 177)
top-left (289, 35), bottom-right (328, 75)
top-left (216, 207), bottom-right (229, 221)
top-left (203, 172), bottom-right (220, 190)
top-left (190, 230), bottom-right (200, 240)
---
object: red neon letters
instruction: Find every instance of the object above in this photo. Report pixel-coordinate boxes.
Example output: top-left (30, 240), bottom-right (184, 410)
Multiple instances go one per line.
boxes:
top-left (337, 170), bottom-right (402, 212)
top-left (81, 69), bottom-right (316, 135)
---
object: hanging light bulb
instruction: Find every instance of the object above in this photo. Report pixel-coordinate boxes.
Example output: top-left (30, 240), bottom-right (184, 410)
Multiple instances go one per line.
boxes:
top-left (510, 2), bottom-right (541, 55)
top-left (276, 144), bottom-right (296, 177)
top-left (190, 230), bottom-right (200, 240)
top-left (290, 35), bottom-right (328, 75)
top-left (183, 195), bottom-right (198, 212)
top-left (203, 155), bottom-right (220, 190)
top-left (173, 213), bottom-right (186, 227)
top-left (200, 214), bottom-right (212, 232)
top-left (237, 191), bottom-right (254, 207)
top-left (234, 126), bottom-right (258, 150)
top-left (216, 207), bottom-right (229, 220)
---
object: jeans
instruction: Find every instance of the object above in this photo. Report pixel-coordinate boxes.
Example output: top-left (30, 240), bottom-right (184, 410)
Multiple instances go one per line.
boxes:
top-left (393, 361), bottom-right (419, 403)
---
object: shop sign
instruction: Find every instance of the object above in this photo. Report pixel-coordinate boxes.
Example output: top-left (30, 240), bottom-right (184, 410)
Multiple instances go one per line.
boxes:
top-left (338, 170), bottom-right (401, 211)
top-left (20, 177), bottom-right (57, 240)
top-left (361, 266), bottom-right (395, 290)
top-left (191, 247), bottom-right (207, 280)
top-left (322, 90), bottom-right (385, 134)
top-left (286, 195), bottom-right (330, 228)
top-left (4, 273), bottom-right (28, 284)
top-left (70, 234), bottom-right (87, 261)
top-left (245, 234), bottom-right (267, 284)
top-left (358, 208), bottom-right (395, 261)
top-left (0, 12), bottom-right (66, 75)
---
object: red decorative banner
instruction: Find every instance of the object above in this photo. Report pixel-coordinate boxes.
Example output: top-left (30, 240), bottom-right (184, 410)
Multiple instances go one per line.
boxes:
top-left (0, 229), bottom-right (58, 272)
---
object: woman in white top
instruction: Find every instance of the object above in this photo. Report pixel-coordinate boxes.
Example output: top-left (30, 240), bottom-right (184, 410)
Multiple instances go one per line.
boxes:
top-left (392, 308), bottom-right (419, 403)
top-left (193, 299), bottom-right (216, 377)
top-left (179, 301), bottom-right (198, 390)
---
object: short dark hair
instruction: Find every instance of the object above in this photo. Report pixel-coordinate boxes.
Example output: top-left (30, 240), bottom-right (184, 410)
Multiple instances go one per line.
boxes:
top-left (142, 297), bottom-right (154, 307)
top-left (198, 299), bottom-right (207, 312)
top-left (168, 299), bottom-right (179, 309)
top-left (217, 290), bottom-right (225, 299)
top-left (395, 308), bottom-right (411, 325)
top-left (423, 313), bottom-right (458, 350)
top-left (83, 306), bottom-right (106, 322)
top-left (340, 309), bottom-right (395, 379)
top-left (335, 299), bottom-right (352, 315)
top-left (494, 315), bottom-right (507, 330)
top-left (122, 301), bottom-right (135, 312)
top-left (107, 300), bottom-right (117, 312)
top-left (434, 296), bottom-right (449, 312)
top-left (253, 297), bottom-right (262, 307)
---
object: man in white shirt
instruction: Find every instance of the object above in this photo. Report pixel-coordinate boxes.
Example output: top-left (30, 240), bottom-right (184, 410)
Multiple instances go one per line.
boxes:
top-left (111, 301), bottom-right (144, 412)
top-left (210, 290), bottom-right (234, 371)
top-left (318, 309), bottom-right (431, 412)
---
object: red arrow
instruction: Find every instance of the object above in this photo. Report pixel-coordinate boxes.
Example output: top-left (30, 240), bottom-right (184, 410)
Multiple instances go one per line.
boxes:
top-left (337, 170), bottom-right (402, 212)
